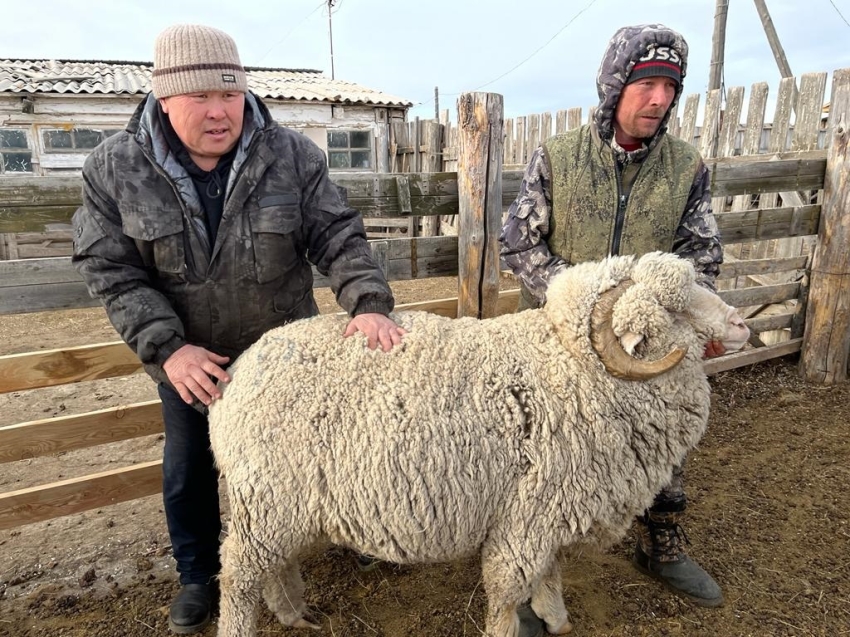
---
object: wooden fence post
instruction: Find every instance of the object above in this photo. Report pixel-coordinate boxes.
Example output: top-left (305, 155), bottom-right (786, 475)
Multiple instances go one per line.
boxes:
top-left (457, 92), bottom-right (504, 319)
top-left (800, 72), bottom-right (850, 384)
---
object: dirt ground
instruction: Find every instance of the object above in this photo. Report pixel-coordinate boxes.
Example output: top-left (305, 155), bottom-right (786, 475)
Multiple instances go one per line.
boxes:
top-left (1, 276), bottom-right (848, 637)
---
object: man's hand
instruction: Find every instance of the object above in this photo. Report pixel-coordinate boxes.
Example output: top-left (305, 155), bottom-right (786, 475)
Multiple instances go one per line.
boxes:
top-left (343, 313), bottom-right (406, 352)
top-left (163, 344), bottom-right (231, 406)
top-left (703, 340), bottom-right (727, 359)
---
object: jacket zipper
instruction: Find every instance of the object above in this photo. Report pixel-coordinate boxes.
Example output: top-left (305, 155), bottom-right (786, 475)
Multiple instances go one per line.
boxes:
top-left (611, 166), bottom-right (627, 256)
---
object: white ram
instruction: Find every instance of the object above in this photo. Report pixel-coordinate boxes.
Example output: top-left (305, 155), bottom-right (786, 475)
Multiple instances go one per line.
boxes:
top-left (208, 251), bottom-right (749, 637)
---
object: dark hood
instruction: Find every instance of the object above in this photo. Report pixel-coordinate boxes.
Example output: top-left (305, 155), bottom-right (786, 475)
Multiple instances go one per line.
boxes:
top-left (593, 24), bottom-right (689, 150)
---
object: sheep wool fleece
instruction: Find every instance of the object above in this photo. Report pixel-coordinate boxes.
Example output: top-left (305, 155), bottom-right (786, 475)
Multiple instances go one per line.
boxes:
top-left (209, 252), bottom-right (720, 637)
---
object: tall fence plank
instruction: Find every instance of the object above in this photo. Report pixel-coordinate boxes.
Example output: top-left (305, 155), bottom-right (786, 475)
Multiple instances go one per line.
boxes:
top-left (457, 92), bottom-right (504, 319)
top-left (800, 69), bottom-right (850, 384)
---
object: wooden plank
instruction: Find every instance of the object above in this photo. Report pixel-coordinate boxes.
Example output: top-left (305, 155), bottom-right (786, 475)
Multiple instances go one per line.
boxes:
top-left (716, 204), bottom-right (820, 243)
top-left (393, 288), bottom-right (519, 318)
top-left (742, 83), bottom-right (770, 155)
top-left (717, 282), bottom-right (800, 308)
top-left (515, 116), bottom-right (526, 165)
top-left (717, 86), bottom-right (745, 158)
top-left (707, 155), bottom-right (826, 196)
top-left (540, 112), bottom-right (552, 144)
top-left (0, 460), bottom-right (163, 531)
top-left (526, 114), bottom-right (540, 164)
top-left (705, 338), bottom-right (802, 375)
top-left (0, 281), bottom-right (100, 314)
top-left (555, 110), bottom-right (567, 135)
top-left (504, 118), bottom-right (515, 165)
top-left (700, 89), bottom-right (723, 158)
top-left (0, 341), bottom-right (142, 393)
top-left (717, 255), bottom-right (808, 279)
top-left (567, 107), bottom-right (582, 131)
top-left (0, 256), bottom-right (84, 286)
top-left (746, 312), bottom-right (794, 333)
top-left (457, 92), bottom-right (503, 319)
top-left (801, 68), bottom-right (850, 384)
top-left (679, 93), bottom-right (700, 145)
top-left (792, 73), bottom-right (828, 152)
top-left (0, 401), bottom-right (162, 464)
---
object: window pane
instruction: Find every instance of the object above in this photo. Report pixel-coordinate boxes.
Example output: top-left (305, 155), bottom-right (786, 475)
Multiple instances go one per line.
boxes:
top-left (351, 150), bottom-right (371, 169)
top-left (0, 129), bottom-right (28, 149)
top-left (44, 130), bottom-right (73, 149)
top-left (328, 151), bottom-right (351, 169)
top-left (3, 152), bottom-right (33, 172)
top-left (350, 130), bottom-right (371, 149)
top-left (327, 131), bottom-right (349, 149)
top-left (73, 129), bottom-right (103, 149)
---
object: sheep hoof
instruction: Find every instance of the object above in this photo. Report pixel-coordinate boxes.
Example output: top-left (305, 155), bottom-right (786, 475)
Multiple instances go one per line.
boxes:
top-left (291, 616), bottom-right (321, 630)
top-left (547, 619), bottom-right (573, 635)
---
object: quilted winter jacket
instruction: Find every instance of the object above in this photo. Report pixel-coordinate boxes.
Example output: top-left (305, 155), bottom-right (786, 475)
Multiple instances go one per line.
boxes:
top-left (72, 92), bottom-right (393, 387)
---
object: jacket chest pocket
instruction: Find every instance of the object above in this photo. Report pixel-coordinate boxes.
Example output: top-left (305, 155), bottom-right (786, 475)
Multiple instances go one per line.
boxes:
top-left (248, 205), bottom-right (302, 283)
top-left (121, 209), bottom-right (186, 275)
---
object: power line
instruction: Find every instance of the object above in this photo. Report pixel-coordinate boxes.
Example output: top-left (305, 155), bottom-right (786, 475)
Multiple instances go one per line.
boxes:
top-left (256, 0), bottom-right (326, 64)
top-left (414, 0), bottom-right (598, 107)
top-left (827, 0), bottom-right (850, 27)
top-left (471, 0), bottom-right (599, 91)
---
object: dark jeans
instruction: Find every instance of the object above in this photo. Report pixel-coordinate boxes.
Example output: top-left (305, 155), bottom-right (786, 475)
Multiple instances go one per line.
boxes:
top-left (159, 383), bottom-right (222, 585)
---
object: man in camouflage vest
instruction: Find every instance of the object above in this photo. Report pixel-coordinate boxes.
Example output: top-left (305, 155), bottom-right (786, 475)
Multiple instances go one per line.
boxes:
top-left (500, 24), bottom-right (725, 632)
top-left (72, 24), bottom-right (404, 635)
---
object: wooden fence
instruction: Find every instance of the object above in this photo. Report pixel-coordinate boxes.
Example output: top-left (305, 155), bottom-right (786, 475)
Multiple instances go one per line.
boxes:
top-left (1, 71), bottom-right (849, 531)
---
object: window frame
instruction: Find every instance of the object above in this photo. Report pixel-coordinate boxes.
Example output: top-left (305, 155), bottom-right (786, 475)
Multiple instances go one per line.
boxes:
top-left (0, 128), bottom-right (34, 174)
top-left (326, 128), bottom-right (374, 171)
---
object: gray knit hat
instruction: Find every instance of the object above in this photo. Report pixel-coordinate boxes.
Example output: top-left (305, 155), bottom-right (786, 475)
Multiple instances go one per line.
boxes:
top-left (151, 24), bottom-right (248, 98)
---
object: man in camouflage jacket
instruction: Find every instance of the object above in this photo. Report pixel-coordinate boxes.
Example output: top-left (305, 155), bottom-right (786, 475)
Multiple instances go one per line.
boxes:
top-left (72, 24), bottom-right (403, 635)
top-left (500, 24), bottom-right (726, 625)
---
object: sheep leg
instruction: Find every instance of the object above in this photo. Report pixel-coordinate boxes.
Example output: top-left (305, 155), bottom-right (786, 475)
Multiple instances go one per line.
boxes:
top-left (480, 543), bottom-right (534, 637)
top-left (530, 557), bottom-right (572, 635)
top-left (262, 559), bottom-right (320, 630)
top-left (217, 531), bottom-right (264, 637)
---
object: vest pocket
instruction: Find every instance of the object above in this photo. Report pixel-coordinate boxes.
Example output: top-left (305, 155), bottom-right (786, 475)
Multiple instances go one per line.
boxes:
top-left (248, 205), bottom-right (302, 284)
top-left (121, 209), bottom-right (186, 275)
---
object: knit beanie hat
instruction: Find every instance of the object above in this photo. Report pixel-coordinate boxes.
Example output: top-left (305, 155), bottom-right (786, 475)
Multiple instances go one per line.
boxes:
top-left (627, 44), bottom-right (683, 86)
top-left (152, 24), bottom-right (248, 98)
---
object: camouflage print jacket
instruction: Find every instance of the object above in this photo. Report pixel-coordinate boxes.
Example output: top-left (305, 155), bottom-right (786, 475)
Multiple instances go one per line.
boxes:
top-left (499, 24), bottom-right (722, 306)
top-left (73, 92), bottom-right (393, 386)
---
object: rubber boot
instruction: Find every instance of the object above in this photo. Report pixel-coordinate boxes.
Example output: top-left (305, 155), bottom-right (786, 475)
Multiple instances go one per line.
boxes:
top-left (168, 583), bottom-right (215, 634)
top-left (633, 511), bottom-right (724, 607)
top-left (517, 602), bottom-right (545, 637)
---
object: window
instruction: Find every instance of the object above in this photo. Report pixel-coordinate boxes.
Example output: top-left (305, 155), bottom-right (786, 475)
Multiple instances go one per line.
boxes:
top-left (0, 129), bottom-right (33, 173)
top-left (327, 130), bottom-right (372, 169)
top-left (42, 128), bottom-right (122, 152)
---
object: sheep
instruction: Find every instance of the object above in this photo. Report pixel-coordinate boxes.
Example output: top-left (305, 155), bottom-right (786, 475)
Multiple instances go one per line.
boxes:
top-left (207, 251), bottom-right (750, 637)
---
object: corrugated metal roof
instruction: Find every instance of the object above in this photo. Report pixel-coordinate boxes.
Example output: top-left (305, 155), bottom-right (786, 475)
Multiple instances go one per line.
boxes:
top-left (0, 59), bottom-right (413, 107)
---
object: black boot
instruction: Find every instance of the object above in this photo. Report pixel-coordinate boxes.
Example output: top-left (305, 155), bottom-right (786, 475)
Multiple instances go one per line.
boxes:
top-left (633, 511), bottom-right (724, 607)
top-left (169, 583), bottom-right (215, 634)
top-left (516, 602), bottom-right (545, 637)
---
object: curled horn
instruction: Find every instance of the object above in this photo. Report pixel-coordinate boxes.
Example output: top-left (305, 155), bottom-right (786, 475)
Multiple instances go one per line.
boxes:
top-left (590, 280), bottom-right (688, 381)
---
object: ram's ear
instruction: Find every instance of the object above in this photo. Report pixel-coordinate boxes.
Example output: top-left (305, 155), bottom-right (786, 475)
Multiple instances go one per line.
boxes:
top-left (620, 331), bottom-right (644, 355)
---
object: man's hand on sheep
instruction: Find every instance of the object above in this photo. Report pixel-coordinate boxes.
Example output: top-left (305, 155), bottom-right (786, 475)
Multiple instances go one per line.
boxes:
top-left (343, 312), bottom-right (406, 352)
top-left (163, 344), bottom-right (231, 405)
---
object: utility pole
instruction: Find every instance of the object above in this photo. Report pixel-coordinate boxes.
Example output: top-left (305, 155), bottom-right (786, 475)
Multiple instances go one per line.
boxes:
top-left (708, 0), bottom-right (729, 91)
top-left (753, 0), bottom-right (798, 110)
top-left (434, 86), bottom-right (439, 120)
top-left (327, 0), bottom-right (336, 79)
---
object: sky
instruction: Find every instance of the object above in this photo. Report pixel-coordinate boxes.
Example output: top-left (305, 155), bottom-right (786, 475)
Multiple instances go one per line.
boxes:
top-left (5, 0), bottom-right (850, 121)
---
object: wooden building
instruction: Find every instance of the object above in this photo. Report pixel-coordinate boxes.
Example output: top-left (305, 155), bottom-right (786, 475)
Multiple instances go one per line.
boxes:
top-left (0, 59), bottom-right (412, 176)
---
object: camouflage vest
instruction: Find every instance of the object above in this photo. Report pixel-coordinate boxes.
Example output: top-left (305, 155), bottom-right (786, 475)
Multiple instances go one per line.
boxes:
top-left (544, 125), bottom-right (701, 265)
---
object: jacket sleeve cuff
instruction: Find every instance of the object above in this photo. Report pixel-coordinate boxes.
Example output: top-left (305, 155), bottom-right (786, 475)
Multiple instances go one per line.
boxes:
top-left (150, 335), bottom-right (187, 367)
top-left (352, 295), bottom-right (394, 317)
